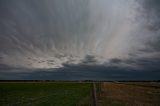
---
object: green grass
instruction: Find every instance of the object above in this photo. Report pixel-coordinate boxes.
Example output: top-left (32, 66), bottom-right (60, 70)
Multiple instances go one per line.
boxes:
top-left (0, 82), bottom-right (92, 106)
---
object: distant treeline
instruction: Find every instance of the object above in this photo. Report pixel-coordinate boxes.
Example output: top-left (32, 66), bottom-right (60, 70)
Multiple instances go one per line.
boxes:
top-left (0, 80), bottom-right (159, 82)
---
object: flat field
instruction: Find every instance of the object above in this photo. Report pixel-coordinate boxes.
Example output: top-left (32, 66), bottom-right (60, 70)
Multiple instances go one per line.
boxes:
top-left (97, 82), bottom-right (160, 106)
top-left (0, 82), bottom-right (92, 106)
top-left (0, 81), bottom-right (160, 106)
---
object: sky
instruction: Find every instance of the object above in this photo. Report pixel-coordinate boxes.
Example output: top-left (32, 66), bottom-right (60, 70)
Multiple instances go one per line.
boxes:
top-left (0, 0), bottom-right (160, 80)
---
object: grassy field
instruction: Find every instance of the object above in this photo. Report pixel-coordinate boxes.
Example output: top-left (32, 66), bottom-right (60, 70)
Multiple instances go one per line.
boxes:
top-left (97, 82), bottom-right (160, 106)
top-left (0, 82), bottom-right (92, 106)
top-left (1, 81), bottom-right (160, 106)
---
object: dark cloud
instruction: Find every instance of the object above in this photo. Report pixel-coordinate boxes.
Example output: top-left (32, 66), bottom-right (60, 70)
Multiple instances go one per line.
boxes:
top-left (0, 0), bottom-right (89, 53)
top-left (1, 55), bottom-right (160, 80)
top-left (140, 0), bottom-right (160, 53)
top-left (109, 58), bottom-right (122, 64)
top-left (0, 64), bottom-right (11, 69)
top-left (0, 0), bottom-right (160, 80)
top-left (81, 55), bottom-right (97, 64)
top-left (1, 62), bottom-right (160, 80)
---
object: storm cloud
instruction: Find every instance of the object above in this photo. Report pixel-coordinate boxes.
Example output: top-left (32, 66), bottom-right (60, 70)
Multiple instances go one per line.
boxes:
top-left (0, 0), bottom-right (160, 80)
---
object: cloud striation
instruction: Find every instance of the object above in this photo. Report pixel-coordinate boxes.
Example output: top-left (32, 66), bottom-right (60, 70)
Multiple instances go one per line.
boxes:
top-left (0, 0), bottom-right (160, 80)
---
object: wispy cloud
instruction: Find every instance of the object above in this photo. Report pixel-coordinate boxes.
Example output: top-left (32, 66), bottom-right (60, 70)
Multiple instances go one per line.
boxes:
top-left (0, 0), bottom-right (160, 80)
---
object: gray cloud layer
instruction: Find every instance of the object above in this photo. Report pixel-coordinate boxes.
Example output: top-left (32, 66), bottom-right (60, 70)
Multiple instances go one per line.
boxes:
top-left (0, 0), bottom-right (160, 80)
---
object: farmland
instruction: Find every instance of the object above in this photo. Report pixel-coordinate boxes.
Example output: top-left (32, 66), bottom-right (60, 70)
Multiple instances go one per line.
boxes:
top-left (0, 82), bottom-right (92, 106)
top-left (0, 81), bottom-right (160, 106)
top-left (96, 82), bottom-right (160, 106)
